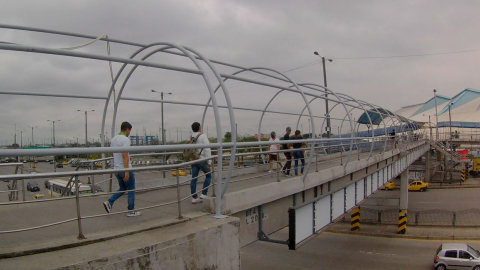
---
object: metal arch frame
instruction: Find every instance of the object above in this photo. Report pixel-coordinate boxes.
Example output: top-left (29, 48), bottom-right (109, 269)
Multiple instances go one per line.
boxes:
top-left (297, 83), bottom-right (353, 169)
top-left (103, 42), bottom-right (231, 217)
top-left (233, 67), bottom-right (317, 182)
top-left (356, 100), bottom-right (390, 157)
top-left (102, 43), bottom-right (238, 202)
top-left (294, 84), bottom-right (357, 167)
top-left (329, 94), bottom-right (377, 160)
top-left (323, 95), bottom-right (375, 159)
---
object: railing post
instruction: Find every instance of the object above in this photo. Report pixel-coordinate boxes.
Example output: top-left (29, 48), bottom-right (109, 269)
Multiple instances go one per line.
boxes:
top-left (276, 153), bottom-right (280, 182)
top-left (176, 169), bottom-right (183, 219)
top-left (315, 149), bottom-right (318, 172)
top-left (75, 175), bottom-right (86, 240)
top-left (211, 158), bottom-right (216, 197)
top-left (109, 173), bottom-right (113, 193)
top-left (90, 162), bottom-right (95, 194)
top-left (340, 146), bottom-right (343, 165)
top-left (21, 165), bottom-right (26, 202)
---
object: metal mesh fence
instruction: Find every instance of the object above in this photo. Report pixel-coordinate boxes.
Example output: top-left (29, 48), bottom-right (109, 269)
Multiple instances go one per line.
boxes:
top-left (346, 207), bottom-right (480, 227)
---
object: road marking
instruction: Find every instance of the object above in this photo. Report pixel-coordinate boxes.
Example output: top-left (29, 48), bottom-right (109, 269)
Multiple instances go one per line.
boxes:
top-left (359, 251), bottom-right (396, 256)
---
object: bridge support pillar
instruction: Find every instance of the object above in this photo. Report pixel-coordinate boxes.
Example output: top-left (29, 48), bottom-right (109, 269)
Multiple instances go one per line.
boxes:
top-left (399, 169), bottom-right (408, 234)
top-left (425, 150), bottom-right (431, 182)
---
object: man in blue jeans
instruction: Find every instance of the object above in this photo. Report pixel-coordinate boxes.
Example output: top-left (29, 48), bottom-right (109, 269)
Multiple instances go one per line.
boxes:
top-left (103, 122), bottom-right (141, 217)
top-left (190, 122), bottom-right (212, 204)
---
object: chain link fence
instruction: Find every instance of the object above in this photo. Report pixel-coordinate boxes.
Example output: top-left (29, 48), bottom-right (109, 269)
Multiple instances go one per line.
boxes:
top-left (344, 207), bottom-right (480, 226)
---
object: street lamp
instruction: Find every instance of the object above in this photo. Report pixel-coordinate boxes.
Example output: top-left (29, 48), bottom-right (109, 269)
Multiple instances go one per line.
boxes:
top-left (433, 89), bottom-right (439, 140)
top-left (78, 110), bottom-right (94, 146)
top-left (47, 120), bottom-right (61, 147)
top-left (19, 130), bottom-right (26, 148)
top-left (314, 51), bottom-right (333, 138)
top-left (28, 126), bottom-right (38, 146)
top-left (448, 103), bottom-right (453, 182)
top-left (151, 90), bottom-right (172, 145)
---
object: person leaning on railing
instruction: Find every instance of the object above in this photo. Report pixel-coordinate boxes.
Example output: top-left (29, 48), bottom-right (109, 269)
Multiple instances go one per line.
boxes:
top-left (292, 130), bottom-right (306, 176)
top-left (268, 131), bottom-right (283, 173)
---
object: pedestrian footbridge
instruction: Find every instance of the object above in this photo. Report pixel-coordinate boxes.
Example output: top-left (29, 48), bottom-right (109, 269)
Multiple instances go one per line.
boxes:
top-left (0, 24), bottom-right (430, 270)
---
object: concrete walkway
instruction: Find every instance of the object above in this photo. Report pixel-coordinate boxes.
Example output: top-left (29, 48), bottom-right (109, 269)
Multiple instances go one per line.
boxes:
top-left (0, 147), bottom-right (387, 258)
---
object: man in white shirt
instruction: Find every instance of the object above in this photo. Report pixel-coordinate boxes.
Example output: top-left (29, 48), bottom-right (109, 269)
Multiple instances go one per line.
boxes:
top-left (190, 122), bottom-right (212, 204)
top-left (103, 122), bottom-right (141, 217)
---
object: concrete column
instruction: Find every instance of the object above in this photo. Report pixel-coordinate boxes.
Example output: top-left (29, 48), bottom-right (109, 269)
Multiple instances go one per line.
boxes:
top-left (399, 169), bottom-right (409, 234)
top-left (399, 169), bottom-right (408, 210)
top-left (425, 151), bottom-right (431, 182)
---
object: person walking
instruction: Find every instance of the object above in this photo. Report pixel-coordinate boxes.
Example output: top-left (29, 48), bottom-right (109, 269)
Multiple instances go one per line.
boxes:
top-left (103, 122), bottom-right (141, 217)
top-left (281, 127), bottom-right (292, 176)
top-left (190, 122), bottom-right (212, 204)
top-left (268, 131), bottom-right (283, 173)
top-left (292, 130), bottom-right (306, 176)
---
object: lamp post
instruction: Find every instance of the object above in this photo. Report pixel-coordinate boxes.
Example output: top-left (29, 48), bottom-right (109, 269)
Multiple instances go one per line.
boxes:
top-left (28, 126), bottom-right (37, 146)
top-left (433, 89), bottom-right (439, 141)
top-left (151, 90), bottom-right (172, 145)
top-left (20, 130), bottom-right (26, 149)
top-left (47, 120), bottom-right (60, 147)
top-left (448, 103), bottom-right (453, 182)
top-left (78, 110), bottom-right (94, 146)
top-left (314, 51), bottom-right (333, 138)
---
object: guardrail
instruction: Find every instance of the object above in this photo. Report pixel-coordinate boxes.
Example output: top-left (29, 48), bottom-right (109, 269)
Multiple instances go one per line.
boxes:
top-left (344, 207), bottom-right (480, 227)
top-left (0, 136), bottom-right (426, 245)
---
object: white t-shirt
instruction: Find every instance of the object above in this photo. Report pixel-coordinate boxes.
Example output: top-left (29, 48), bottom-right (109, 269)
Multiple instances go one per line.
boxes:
top-left (192, 132), bottom-right (212, 164)
top-left (269, 137), bottom-right (280, 154)
top-left (111, 134), bottom-right (131, 169)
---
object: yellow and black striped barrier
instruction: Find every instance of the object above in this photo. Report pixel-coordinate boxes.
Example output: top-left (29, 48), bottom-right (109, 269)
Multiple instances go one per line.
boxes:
top-left (461, 170), bottom-right (467, 182)
top-left (351, 207), bottom-right (360, 231)
top-left (398, 209), bottom-right (407, 234)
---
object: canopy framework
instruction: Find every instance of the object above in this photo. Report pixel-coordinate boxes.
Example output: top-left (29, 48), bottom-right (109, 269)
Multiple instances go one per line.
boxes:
top-left (0, 24), bottom-right (422, 217)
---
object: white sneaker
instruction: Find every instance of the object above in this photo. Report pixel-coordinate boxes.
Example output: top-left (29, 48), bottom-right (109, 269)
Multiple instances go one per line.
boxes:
top-left (127, 210), bottom-right (141, 217)
top-left (268, 170), bottom-right (273, 173)
top-left (200, 194), bottom-right (208, 200)
top-left (191, 198), bottom-right (203, 204)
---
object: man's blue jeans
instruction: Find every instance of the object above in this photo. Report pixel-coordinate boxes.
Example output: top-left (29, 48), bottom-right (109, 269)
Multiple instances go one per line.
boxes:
top-left (108, 172), bottom-right (135, 210)
top-left (191, 161), bottom-right (212, 199)
top-left (293, 150), bottom-right (305, 176)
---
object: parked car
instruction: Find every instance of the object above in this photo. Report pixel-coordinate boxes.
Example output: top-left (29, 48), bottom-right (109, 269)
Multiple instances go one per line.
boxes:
top-left (434, 243), bottom-right (480, 270)
top-left (62, 161), bottom-right (68, 165)
top-left (27, 182), bottom-right (40, 192)
top-left (44, 179), bottom-right (51, 189)
top-left (381, 181), bottom-right (395, 191)
top-left (408, 180), bottom-right (429, 192)
top-left (50, 160), bottom-right (54, 164)
top-left (56, 164), bottom-right (63, 168)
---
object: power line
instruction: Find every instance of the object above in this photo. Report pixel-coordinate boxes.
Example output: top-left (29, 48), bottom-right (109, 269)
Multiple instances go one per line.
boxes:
top-left (332, 48), bottom-right (480, 60)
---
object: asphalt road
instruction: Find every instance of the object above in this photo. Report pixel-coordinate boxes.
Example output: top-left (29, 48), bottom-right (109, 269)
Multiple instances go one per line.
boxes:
top-left (241, 230), bottom-right (461, 270)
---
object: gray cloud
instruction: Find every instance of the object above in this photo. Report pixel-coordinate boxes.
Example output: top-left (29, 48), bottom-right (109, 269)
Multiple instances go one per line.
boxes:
top-left (1, 0), bottom-right (479, 145)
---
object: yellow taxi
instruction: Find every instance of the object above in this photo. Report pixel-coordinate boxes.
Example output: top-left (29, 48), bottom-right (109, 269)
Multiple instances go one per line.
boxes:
top-left (62, 161), bottom-right (68, 165)
top-left (408, 180), bottom-right (429, 192)
top-left (172, 170), bottom-right (187, 176)
top-left (33, 194), bottom-right (45, 200)
top-left (381, 181), bottom-right (395, 190)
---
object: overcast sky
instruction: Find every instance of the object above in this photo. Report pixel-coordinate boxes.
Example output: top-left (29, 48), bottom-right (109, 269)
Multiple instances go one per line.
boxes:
top-left (1, 0), bottom-right (479, 146)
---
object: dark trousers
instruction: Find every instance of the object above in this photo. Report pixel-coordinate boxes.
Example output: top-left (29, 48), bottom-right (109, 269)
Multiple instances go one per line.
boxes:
top-left (282, 151), bottom-right (292, 175)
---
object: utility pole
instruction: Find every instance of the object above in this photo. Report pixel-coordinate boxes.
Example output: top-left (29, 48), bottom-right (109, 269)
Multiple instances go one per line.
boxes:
top-left (47, 120), bottom-right (61, 147)
top-left (78, 110), bottom-right (94, 146)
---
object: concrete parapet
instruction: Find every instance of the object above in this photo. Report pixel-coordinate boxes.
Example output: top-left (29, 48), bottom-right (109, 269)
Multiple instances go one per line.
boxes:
top-left (0, 215), bottom-right (240, 270)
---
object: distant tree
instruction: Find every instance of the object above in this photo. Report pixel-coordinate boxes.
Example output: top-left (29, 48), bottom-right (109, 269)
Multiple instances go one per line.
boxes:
top-left (93, 142), bottom-right (101, 147)
top-left (150, 138), bottom-right (160, 145)
top-left (10, 143), bottom-right (19, 149)
top-left (224, 132), bottom-right (232, 142)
